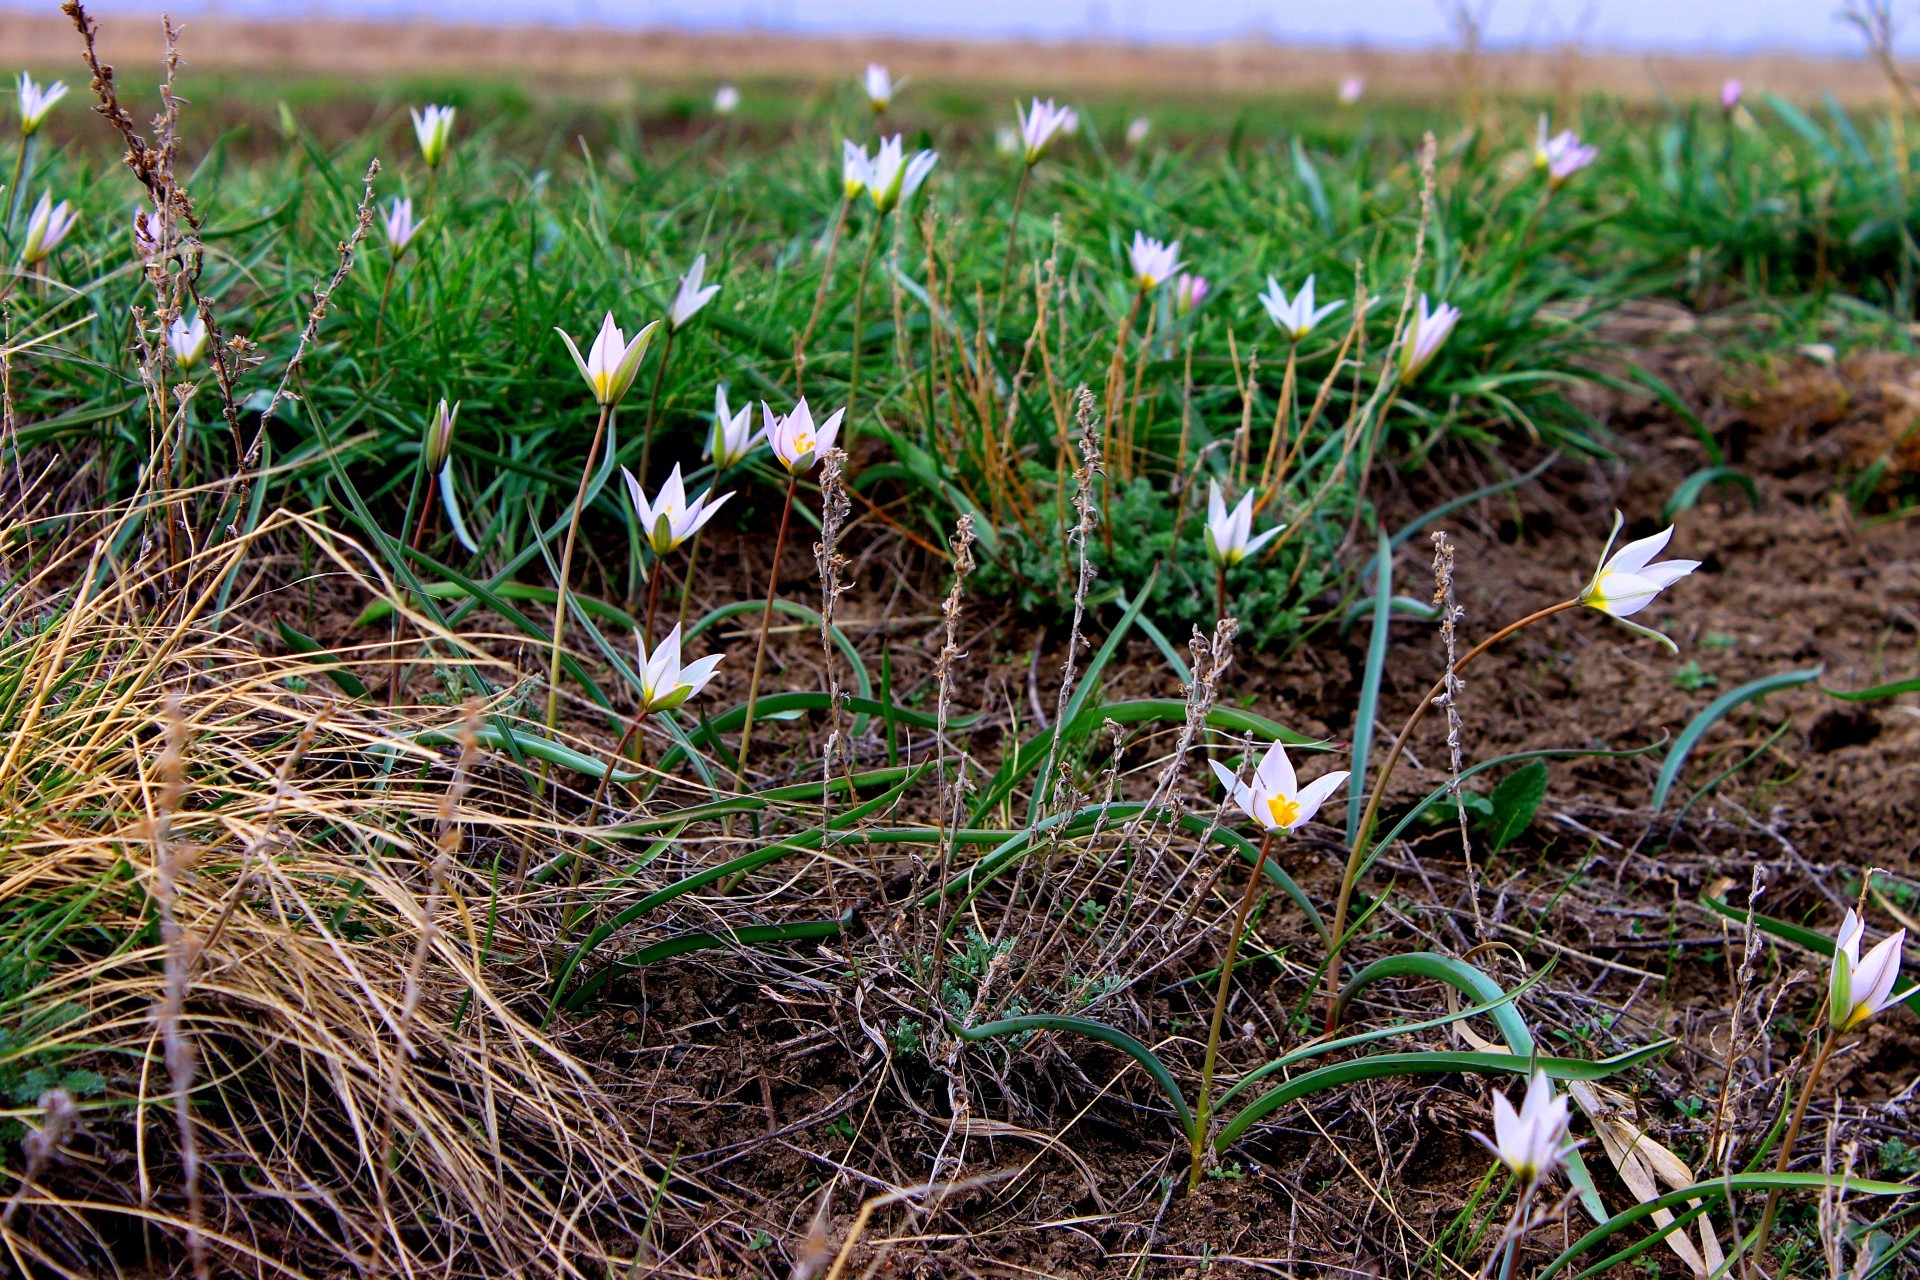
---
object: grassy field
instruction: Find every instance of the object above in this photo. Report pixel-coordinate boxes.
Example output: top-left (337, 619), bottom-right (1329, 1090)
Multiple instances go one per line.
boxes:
top-left (2, 6), bottom-right (1919, 1278)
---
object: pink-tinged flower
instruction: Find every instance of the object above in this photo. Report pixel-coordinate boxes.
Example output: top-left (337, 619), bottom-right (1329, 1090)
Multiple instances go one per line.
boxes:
top-left (708, 384), bottom-right (762, 469)
top-left (623, 463), bottom-right (733, 556)
top-left (1127, 232), bottom-right (1183, 291)
top-left (1478, 1071), bottom-right (1572, 1186)
top-left (423, 398), bottom-right (459, 474)
top-left (17, 73), bottom-right (67, 137)
top-left (556, 313), bottom-right (659, 407)
top-left (1260, 274), bottom-right (1345, 341)
top-left (1173, 273), bottom-right (1209, 317)
top-left (1017, 98), bottom-right (1079, 165)
top-left (1830, 909), bottom-right (1907, 1032)
top-left (1721, 79), bottom-right (1743, 110)
top-left (669, 253), bottom-right (721, 329)
top-left (1125, 116), bottom-right (1151, 148)
top-left (842, 140), bottom-right (869, 199)
top-left (1209, 739), bottom-right (1348, 833)
top-left (713, 84), bottom-right (740, 116)
top-left (635, 624), bottom-right (724, 713)
top-left (764, 398), bottom-right (844, 474)
top-left (384, 197), bottom-right (421, 253)
top-left (132, 210), bottom-right (162, 260)
top-left (20, 191), bottom-right (76, 265)
top-left (1533, 116), bottom-right (1598, 186)
top-left (168, 314), bottom-right (208, 371)
top-left (1338, 76), bottom-right (1365, 106)
top-left (853, 135), bottom-right (938, 213)
top-left (1398, 294), bottom-right (1459, 381)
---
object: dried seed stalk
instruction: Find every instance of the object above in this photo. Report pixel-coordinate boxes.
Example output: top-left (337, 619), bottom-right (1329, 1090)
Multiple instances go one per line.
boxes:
top-left (151, 695), bottom-right (208, 1280)
top-left (1431, 530), bottom-right (1483, 938)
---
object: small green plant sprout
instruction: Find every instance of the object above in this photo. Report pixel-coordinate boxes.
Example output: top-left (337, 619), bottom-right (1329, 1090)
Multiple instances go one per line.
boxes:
top-left (409, 103), bottom-right (455, 168)
top-left (1532, 117), bottom-right (1599, 187)
top-left (1578, 518), bottom-right (1701, 650)
top-left (382, 197), bottom-right (420, 255)
top-left (19, 191), bottom-right (76, 266)
top-left (1396, 294), bottom-right (1459, 382)
top-left (15, 72), bottom-right (67, 137)
top-left (706, 385), bottom-right (762, 471)
top-left (1259, 274), bottom-right (1345, 342)
top-left (667, 253), bottom-right (720, 331)
top-left (1193, 739), bottom-right (1349, 1188)
top-left (1671, 660), bottom-right (1716, 692)
top-left (167, 314), bottom-right (209, 372)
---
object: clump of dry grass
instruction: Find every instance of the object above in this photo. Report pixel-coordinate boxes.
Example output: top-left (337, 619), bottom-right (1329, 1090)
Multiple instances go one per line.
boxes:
top-left (0, 494), bottom-right (670, 1278)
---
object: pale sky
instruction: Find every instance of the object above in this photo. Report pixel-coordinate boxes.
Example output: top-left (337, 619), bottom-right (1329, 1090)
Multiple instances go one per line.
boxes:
top-left (74, 0), bottom-right (1869, 54)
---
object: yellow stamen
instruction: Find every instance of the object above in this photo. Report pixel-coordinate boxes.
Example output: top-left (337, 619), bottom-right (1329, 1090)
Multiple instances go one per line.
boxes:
top-left (1264, 793), bottom-right (1301, 830)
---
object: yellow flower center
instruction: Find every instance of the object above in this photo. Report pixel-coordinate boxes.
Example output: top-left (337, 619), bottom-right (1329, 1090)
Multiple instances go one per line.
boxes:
top-left (1264, 793), bottom-right (1301, 830)
top-left (791, 431), bottom-right (815, 456)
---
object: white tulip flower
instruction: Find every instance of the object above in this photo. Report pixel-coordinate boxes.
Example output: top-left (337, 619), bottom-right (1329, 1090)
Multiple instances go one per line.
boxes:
top-left (1579, 519), bottom-right (1699, 648)
top-left (168, 314), bottom-right (208, 371)
top-left (423, 398), bottom-right (459, 474)
top-left (20, 191), bottom-right (76, 265)
top-left (635, 624), bottom-right (724, 713)
top-left (856, 135), bottom-right (937, 213)
top-left (864, 64), bottom-right (894, 112)
top-left (556, 313), bottom-right (659, 408)
top-left (623, 463), bottom-right (732, 557)
top-left (1125, 116), bottom-right (1151, 148)
top-left (713, 84), bottom-right (740, 116)
top-left (1398, 294), bottom-right (1460, 381)
top-left (842, 140), bottom-right (870, 199)
top-left (1830, 909), bottom-right (1908, 1032)
top-left (1205, 481), bottom-right (1282, 567)
top-left (1173, 273), bottom-right (1210, 317)
top-left (1017, 98), bottom-right (1079, 165)
top-left (17, 73), bottom-right (67, 137)
top-left (669, 253), bottom-right (721, 329)
top-left (1208, 740), bottom-right (1348, 834)
top-left (410, 104), bottom-right (456, 168)
top-left (384, 197), bottom-right (421, 253)
top-left (1260, 274), bottom-right (1346, 342)
top-left (1481, 1071), bottom-right (1572, 1186)
top-left (764, 398), bottom-right (844, 475)
top-left (1127, 232), bottom-right (1183, 292)
top-left (708, 385), bottom-right (761, 470)
top-left (1338, 76), bottom-right (1365, 106)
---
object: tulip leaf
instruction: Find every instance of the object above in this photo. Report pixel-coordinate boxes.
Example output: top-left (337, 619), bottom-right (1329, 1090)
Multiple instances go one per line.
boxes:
top-left (351, 580), bottom-right (640, 631)
top-left (1824, 676), bottom-right (1920, 702)
top-left (274, 621), bottom-right (369, 699)
top-left (1651, 666), bottom-right (1824, 811)
top-left (561, 914), bottom-right (851, 1010)
top-left (1661, 465), bottom-right (1759, 524)
top-left (1031, 563), bottom-right (1159, 818)
top-left (1348, 531), bottom-right (1393, 844)
top-left (949, 1014), bottom-right (1196, 1140)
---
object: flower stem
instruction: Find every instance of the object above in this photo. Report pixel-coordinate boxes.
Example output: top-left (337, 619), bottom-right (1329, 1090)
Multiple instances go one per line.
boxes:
top-left (796, 196), bottom-right (849, 392)
top-left (1324, 597), bottom-right (1581, 1028)
top-left (846, 212), bottom-right (885, 447)
top-left (1191, 829), bottom-right (1275, 1191)
top-left (544, 403), bottom-right (612, 740)
top-left (6, 140), bottom-right (29, 235)
top-left (996, 164), bottom-right (1032, 319)
top-left (735, 476), bottom-right (798, 785)
top-left (1752, 1030), bottom-right (1838, 1267)
top-left (639, 327), bottom-right (674, 486)
top-left (371, 251), bottom-right (400, 369)
top-left (1215, 562), bottom-right (1227, 626)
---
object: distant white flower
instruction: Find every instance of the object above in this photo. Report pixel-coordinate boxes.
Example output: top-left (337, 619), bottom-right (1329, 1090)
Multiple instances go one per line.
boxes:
top-left (1398, 294), bottom-right (1460, 381)
top-left (1205, 481), bottom-right (1281, 567)
top-left (856, 135), bottom-right (937, 213)
top-left (708, 384), bottom-right (761, 469)
top-left (713, 84), bottom-right (741, 115)
top-left (1721, 79), bottom-right (1743, 110)
top-left (1260, 274), bottom-right (1346, 341)
top-left (1127, 232), bottom-right (1183, 291)
top-left (635, 624), bottom-right (724, 713)
top-left (1480, 1071), bottom-right (1572, 1187)
top-left (623, 463), bottom-right (732, 556)
top-left (669, 253), bottom-right (721, 329)
top-left (1017, 98), bottom-right (1079, 165)
top-left (410, 104), bottom-right (456, 168)
top-left (1208, 739), bottom-right (1348, 833)
top-left (994, 125), bottom-right (1021, 157)
top-left (424, 398), bottom-right (459, 474)
top-left (764, 397), bottom-right (844, 474)
top-left (1126, 116), bottom-right (1151, 147)
top-left (1533, 116), bottom-right (1598, 186)
top-left (384, 197), bottom-right (421, 253)
top-left (1580, 521), bottom-right (1699, 628)
top-left (16, 73), bottom-right (67, 137)
top-left (19, 191), bottom-right (76, 265)
top-left (1829, 909), bottom-right (1907, 1032)
top-left (556, 313), bottom-right (659, 407)
top-left (168, 314), bottom-right (209, 371)
top-left (1338, 76), bottom-right (1365, 105)
top-left (1173, 273), bottom-right (1209, 317)
top-left (864, 63), bottom-right (894, 112)
top-left (842, 140), bottom-right (869, 199)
